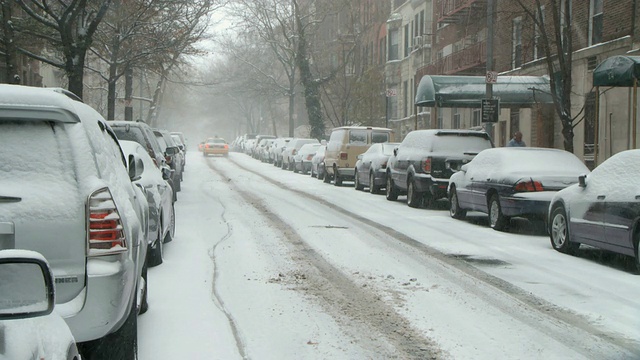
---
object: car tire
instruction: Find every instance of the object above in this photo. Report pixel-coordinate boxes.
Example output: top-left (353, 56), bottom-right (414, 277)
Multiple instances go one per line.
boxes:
top-left (323, 168), bottom-right (331, 183)
top-left (449, 186), bottom-right (467, 220)
top-left (164, 204), bottom-right (175, 243)
top-left (174, 176), bottom-right (181, 192)
top-left (550, 205), bottom-right (579, 254)
top-left (293, 163), bottom-right (299, 173)
top-left (333, 167), bottom-right (342, 186)
top-left (386, 174), bottom-right (398, 201)
top-left (354, 169), bottom-right (364, 190)
top-left (79, 294), bottom-right (138, 360)
top-left (310, 167), bottom-right (315, 178)
top-left (407, 178), bottom-right (423, 208)
top-left (369, 172), bottom-right (380, 194)
top-left (634, 233), bottom-right (640, 274)
top-left (148, 228), bottom-right (163, 267)
top-left (139, 262), bottom-right (149, 315)
top-left (489, 194), bottom-right (509, 231)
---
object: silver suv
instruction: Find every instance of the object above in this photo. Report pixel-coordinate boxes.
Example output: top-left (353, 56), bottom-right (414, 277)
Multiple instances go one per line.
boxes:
top-left (0, 85), bottom-right (148, 359)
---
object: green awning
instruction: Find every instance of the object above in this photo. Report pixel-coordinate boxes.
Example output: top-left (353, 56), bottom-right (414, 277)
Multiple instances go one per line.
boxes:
top-left (593, 55), bottom-right (640, 87)
top-left (414, 75), bottom-right (553, 108)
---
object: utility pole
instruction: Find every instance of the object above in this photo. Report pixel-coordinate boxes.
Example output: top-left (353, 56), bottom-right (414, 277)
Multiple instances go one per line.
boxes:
top-left (485, 0), bottom-right (495, 139)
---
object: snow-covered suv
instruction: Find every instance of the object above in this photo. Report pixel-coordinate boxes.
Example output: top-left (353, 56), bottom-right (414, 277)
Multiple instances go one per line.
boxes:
top-left (0, 85), bottom-right (148, 359)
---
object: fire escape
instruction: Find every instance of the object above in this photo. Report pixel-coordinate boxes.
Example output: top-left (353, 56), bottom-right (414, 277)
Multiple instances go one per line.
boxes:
top-left (417, 0), bottom-right (487, 78)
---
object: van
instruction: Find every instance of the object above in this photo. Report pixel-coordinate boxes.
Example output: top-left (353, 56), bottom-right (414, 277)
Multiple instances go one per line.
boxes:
top-left (324, 126), bottom-right (395, 186)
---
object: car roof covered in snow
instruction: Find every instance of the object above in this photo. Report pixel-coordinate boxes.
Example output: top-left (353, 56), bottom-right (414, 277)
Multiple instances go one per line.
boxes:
top-left (0, 85), bottom-right (81, 123)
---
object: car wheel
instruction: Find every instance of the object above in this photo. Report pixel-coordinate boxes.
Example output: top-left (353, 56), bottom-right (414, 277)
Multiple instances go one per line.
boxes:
top-left (369, 172), bottom-right (379, 194)
top-left (139, 262), bottom-right (149, 315)
top-left (310, 166), bottom-right (315, 177)
top-left (174, 176), bottom-right (181, 192)
top-left (488, 194), bottom-right (509, 231)
top-left (79, 294), bottom-right (138, 360)
top-left (354, 169), bottom-right (364, 190)
top-left (165, 204), bottom-right (175, 243)
top-left (333, 166), bottom-right (342, 186)
top-left (449, 187), bottom-right (467, 220)
top-left (550, 205), bottom-right (579, 254)
top-left (386, 174), bottom-right (398, 201)
top-left (323, 168), bottom-right (331, 183)
top-left (293, 163), bottom-right (299, 173)
top-left (148, 228), bottom-right (163, 267)
top-left (635, 233), bottom-right (640, 274)
top-left (407, 178), bottom-right (423, 208)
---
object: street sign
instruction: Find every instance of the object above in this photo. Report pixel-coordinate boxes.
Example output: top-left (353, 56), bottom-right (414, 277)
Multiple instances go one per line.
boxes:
top-left (481, 99), bottom-right (499, 123)
top-left (386, 89), bottom-right (397, 97)
top-left (486, 71), bottom-right (498, 84)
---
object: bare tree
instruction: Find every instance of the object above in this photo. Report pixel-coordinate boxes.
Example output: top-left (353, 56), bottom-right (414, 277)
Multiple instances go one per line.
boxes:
top-left (512, 0), bottom-right (575, 152)
top-left (0, 1), bottom-right (20, 83)
top-left (13, 0), bottom-right (112, 99)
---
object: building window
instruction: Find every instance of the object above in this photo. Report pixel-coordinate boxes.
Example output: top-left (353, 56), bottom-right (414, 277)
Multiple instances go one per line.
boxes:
top-left (589, 0), bottom-right (603, 46)
top-left (533, 6), bottom-right (545, 60)
top-left (512, 17), bottom-right (522, 69)
top-left (452, 107), bottom-right (461, 129)
top-left (404, 24), bottom-right (410, 57)
top-left (472, 109), bottom-right (481, 127)
top-left (403, 81), bottom-right (409, 118)
top-left (389, 30), bottom-right (399, 61)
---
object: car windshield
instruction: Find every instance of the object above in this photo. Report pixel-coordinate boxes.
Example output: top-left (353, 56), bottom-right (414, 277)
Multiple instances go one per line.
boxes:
top-left (432, 135), bottom-right (492, 152)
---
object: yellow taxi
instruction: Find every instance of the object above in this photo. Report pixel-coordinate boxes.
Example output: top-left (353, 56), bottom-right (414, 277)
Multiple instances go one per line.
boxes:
top-left (203, 137), bottom-right (229, 156)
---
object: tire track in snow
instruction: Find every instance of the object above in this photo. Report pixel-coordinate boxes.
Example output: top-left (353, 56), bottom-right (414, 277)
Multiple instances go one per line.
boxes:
top-left (207, 159), bottom-right (443, 359)
top-left (222, 155), bottom-right (640, 359)
top-left (197, 179), bottom-right (248, 360)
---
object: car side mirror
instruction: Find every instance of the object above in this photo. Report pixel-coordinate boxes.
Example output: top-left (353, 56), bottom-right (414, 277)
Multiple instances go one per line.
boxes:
top-left (578, 174), bottom-right (587, 188)
top-left (165, 146), bottom-right (178, 155)
top-left (357, 154), bottom-right (363, 160)
top-left (460, 163), bottom-right (469, 172)
top-left (0, 250), bottom-right (55, 320)
top-left (128, 154), bottom-right (144, 182)
top-left (393, 148), bottom-right (398, 156)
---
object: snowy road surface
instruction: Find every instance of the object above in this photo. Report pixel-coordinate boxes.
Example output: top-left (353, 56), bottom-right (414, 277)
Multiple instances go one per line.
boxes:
top-left (138, 151), bottom-right (640, 359)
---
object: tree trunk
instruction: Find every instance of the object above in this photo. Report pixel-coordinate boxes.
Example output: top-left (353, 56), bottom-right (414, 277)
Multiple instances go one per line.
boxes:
top-left (1, 2), bottom-right (19, 84)
top-left (124, 66), bottom-right (133, 121)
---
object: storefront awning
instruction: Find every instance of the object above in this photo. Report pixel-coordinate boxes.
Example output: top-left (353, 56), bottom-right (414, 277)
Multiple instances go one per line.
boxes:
top-left (593, 55), bottom-right (640, 87)
top-left (414, 75), bottom-right (553, 108)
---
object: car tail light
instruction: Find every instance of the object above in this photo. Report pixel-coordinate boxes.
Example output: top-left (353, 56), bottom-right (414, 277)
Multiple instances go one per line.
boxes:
top-left (205, 144), bottom-right (210, 149)
top-left (224, 144), bottom-right (229, 149)
top-left (422, 157), bottom-right (432, 173)
top-left (292, 149), bottom-right (297, 155)
top-left (165, 155), bottom-right (172, 164)
top-left (340, 152), bottom-right (348, 160)
top-left (514, 180), bottom-right (544, 192)
top-left (306, 154), bottom-right (314, 160)
top-left (381, 161), bottom-right (387, 169)
top-left (87, 188), bottom-right (127, 256)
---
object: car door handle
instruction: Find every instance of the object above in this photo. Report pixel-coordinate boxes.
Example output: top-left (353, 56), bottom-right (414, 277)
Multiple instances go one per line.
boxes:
top-left (597, 195), bottom-right (606, 200)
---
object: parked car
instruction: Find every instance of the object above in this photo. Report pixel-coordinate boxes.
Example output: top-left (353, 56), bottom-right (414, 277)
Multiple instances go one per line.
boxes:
top-left (259, 139), bottom-right (276, 162)
top-left (281, 138), bottom-right (320, 170)
top-left (324, 126), bottom-right (395, 186)
top-left (448, 147), bottom-right (590, 231)
top-left (154, 129), bottom-right (184, 188)
top-left (386, 129), bottom-right (494, 208)
top-left (548, 149), bottom-right (640, 272)
top-left (293, 143), bottom-right (322, 174)
top-left (252, 135), bottom-right (276, 158)
top-left (171, 131), bottom-right (187, 151)
top-left (272, 137), bottom-right (293, 166)
top-left (311, 145), bottom-right (327, 179)
top-left (354, 142), bottom-right (401, 193)
top-left (0, 85), bottom-right (148, 359)
top-left (171, 133), bottom-right (187, 168)
top-left (120, 140), bottom-right (176, 266)
top-left (203, 137), bottom-right (229, 156)
top-left (109, 120), bottom-right (178, 202)
top-left (0, 249), bottom-right (81, 360)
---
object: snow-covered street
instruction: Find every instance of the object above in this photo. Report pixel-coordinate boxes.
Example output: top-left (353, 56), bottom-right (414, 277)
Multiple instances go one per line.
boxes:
top-left (138, 150), bottom-right (640, 359)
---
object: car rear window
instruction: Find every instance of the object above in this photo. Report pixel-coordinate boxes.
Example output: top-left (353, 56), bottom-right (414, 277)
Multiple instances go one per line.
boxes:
top-left (112, 126), bottom-right (148, 148)
top-left (349, 130), bottom-right (367, 145)
top-left (207, 139), bottom-right (226, 144)
top-left (433, 135), bottom-right (492, 153)
top-left (372, 132), bottom-right (390, 143)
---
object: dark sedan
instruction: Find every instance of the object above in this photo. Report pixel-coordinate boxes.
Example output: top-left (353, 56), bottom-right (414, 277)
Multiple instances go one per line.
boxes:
top-left (386, 129), bottom-right (494, 208)
top-left (548, 149), bottom-right (640, 272)
top-left (448, 147), bottom-right (590, 231)
top-left (354, 142), bottom-right (400, 194)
